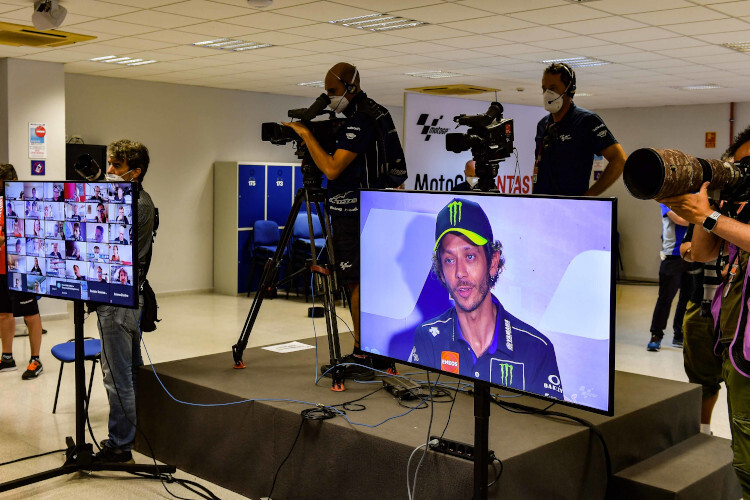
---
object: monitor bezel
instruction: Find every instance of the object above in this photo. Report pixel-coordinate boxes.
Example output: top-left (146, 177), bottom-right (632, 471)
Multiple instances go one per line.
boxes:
top-left (3, 180), bottom-right (140, 309)
top-left (357, 189), bottom-right (617, 417)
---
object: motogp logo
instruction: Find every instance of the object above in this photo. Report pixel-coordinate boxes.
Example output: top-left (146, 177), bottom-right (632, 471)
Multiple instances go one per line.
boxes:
top-left (416, 114), bottom-right (449, 142)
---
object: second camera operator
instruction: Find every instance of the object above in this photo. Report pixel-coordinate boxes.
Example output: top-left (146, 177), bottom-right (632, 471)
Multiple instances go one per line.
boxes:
top-left (282, 62), bottom-right (406, 369)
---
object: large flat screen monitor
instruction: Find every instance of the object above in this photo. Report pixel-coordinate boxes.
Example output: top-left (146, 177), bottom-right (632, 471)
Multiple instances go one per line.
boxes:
top-left (3, 181), bottom-right (139, 308)
top-left (359, 190), bottom-right (616, 416)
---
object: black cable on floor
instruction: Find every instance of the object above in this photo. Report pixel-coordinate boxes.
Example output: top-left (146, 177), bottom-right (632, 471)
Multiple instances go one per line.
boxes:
top-left (0, 448), bottom-right (66, 467)
top-left (267, 417), bottom-right (306, 499)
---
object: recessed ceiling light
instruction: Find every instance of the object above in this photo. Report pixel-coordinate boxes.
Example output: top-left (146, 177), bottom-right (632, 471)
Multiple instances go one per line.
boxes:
top-left (406, 70), bottom-right (464, 79)
top-left (722, 42), bottom-right (750, 52)
top-left (297, 81), bottom-right (324, 87)
top-left (574, 92), bottom-right (592, 97)
top-left (673, 84), bottom-right (721, 90)
top-left (89, 55), bottom-right (156, 66)
top-left (541, 57), bottom-right (610, 68)
top-left (330, 13), bottom-right (427, 31)
top-left (192, 38), bottom-right (272, 51)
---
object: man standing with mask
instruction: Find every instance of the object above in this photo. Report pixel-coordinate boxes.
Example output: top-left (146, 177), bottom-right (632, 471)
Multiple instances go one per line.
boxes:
top-left (93, 139), bottom-right (156, 464)
top-left (533, 63), bottom-right (626, 196)
top-left (282, 62), bottom-right (406, 371)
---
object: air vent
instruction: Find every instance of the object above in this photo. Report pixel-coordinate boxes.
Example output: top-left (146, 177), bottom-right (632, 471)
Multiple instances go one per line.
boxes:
top-left (405, 84), bottom-right (498, 96)
top-left (0, 22), bottom-right (95, 48)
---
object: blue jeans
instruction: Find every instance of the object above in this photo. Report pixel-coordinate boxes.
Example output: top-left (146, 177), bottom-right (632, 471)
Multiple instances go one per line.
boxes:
top-left (97, 300), bottom-right (142, 451)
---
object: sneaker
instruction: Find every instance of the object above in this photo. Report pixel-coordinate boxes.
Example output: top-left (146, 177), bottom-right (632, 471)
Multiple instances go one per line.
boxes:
top-left (21, 360), bottom-right (43, 379)
top-left (647, 335), bottom-right (662, 352)
top-left (0, 358), bottom-right (17, 372)
top-left (94, 441), bottom-right (134, 464)
top-left (672, 336), bottom-right (684, 348)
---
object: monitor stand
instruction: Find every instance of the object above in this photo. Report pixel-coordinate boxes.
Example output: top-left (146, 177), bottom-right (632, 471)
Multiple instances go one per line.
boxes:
top-left (0, 300), bottom-right (175, 492)
top-left (473, 381), bottom-right (491, 500)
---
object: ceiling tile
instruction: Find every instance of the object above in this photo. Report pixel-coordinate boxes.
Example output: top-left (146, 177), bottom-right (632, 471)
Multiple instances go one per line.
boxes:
top-left (277, 23), bottom-right (352, 39)
top-left (626, 6), bottom-right (728, 25)
top-left (442, 15), bottom-right (536, 35)
top-left (510, 4), bottom-right (609, 24)
top-left (708, 1), bottom-right (750, 17)
top-left (490, 26), bottom-right (576, 44)
top-left (272, 1), bottom-right (373, 23)
top-left (386, 25), bottom-right (472, 41)
top-left (555, 16), bottom-right (648, 35)
top-left (596, 26), bottom-right (680, 43)
top-left (390, 3), bottom-right (492, 24)
top-left (627, 37), bottom-right (710, 51)
top-left (136, 30), bottom-right (209, 44)
top-left (155, 0), bottom-right (252, 19)
top-left (664, 18), bottom-right (750, 36)
top-left (108, 10), bottom-right (204, 29)
top-left (591, 0), bottom-right (695, 15)
top-left (174, 21), bottom-right (264, 37)
top-left (457, 0), bottom-right (566, 15)
top-left (95, 36), bottom-right (178, 51)
top-left (65, 0), bottom-right (141, 17)
top-left (226, 11), bottom-right (317, 29)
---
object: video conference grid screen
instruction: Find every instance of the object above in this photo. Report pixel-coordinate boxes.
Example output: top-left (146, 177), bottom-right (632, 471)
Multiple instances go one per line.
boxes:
top-left (359, 190), bottom-right (616, 416)
top-left (3, 181), bottom-right (138, 308)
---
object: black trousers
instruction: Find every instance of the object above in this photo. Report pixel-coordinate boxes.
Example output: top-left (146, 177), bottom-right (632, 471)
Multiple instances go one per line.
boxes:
top-left (650, 256), bottom-right (693, 338)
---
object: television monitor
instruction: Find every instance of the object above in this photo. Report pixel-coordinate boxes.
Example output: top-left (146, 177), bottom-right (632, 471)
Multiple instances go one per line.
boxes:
top-left (359, 190), bottom-right (616, 416)
top-left (3, 181), bottom-right (139, 308)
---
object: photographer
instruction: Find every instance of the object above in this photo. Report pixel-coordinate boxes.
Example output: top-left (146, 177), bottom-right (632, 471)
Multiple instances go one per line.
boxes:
top-left (282, 62), bottom-right (406, 367)
top-left (93, 139), bottom-right (156, 464)
top-left (533, 63), bottom-right (626, 196)
top-left (659, 126), bottom-right (750, 495)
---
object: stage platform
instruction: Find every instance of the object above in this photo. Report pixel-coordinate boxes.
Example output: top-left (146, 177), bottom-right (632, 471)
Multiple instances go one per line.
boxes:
top-left (135, 339), bottom-right (740, 499)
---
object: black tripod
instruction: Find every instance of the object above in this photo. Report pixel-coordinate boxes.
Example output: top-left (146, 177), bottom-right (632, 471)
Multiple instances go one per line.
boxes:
top-left (0, 300), bottom-right (175, 492)
top-left (232, 174), bottom-right (347, 391)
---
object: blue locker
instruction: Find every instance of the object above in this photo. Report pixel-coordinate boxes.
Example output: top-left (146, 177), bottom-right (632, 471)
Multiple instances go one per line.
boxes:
top-left (267, 165), bottom-right (294, 225)
top-left (238, 164), bottom-right (266, 228)
top-left (237, 230), bottom-right (252, 294)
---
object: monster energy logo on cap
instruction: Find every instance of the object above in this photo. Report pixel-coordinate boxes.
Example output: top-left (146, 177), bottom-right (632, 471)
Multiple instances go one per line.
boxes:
top-left (434, 197), bottom-right (494, 251)
top-left (498, 362), bottom-right (513, 386)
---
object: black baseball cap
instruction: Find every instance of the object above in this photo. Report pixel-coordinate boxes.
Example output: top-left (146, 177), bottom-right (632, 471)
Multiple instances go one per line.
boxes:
top-left (434, 198), bottom-right (493, 251)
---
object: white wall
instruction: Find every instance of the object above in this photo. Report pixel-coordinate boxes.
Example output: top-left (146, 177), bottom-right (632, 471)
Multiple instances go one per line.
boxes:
top-left (597, 102), bottom-right (749, 281)
top-left (65, 74), bottom-right (403, 293)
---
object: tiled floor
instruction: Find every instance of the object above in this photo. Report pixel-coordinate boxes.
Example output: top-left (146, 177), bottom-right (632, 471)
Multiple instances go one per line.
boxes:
top-left (0, 284), bottom-right (730, 499)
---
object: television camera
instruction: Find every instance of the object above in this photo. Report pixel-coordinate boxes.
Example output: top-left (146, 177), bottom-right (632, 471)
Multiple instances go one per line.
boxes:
top-left (445, 102), bottom-right (514, 192)
top-left (261, 93), bottom-right (345, 190)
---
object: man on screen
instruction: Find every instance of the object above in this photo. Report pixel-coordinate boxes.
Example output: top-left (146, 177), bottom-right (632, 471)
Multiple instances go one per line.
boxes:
top-left (113, 226), bottom-right (128, 245)
top-left (409, 198), bottom-right (563, 398)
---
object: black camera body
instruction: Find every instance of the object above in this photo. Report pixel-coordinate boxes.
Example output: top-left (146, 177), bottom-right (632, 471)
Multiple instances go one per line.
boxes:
top-left (261, 93), bottom-right (345, 191)
top-left (445, 102), bottom-right (514, 192)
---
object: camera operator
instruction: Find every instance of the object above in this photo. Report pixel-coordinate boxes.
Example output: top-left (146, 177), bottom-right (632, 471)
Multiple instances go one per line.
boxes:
top-left (93, 139), bottom-right (156, 464)
top-left (659, 126), bottom-right (750, 495)
top-left (533, 63), bottom-right (626, 196)
top-left (282, 62), bottom-right (406, 369)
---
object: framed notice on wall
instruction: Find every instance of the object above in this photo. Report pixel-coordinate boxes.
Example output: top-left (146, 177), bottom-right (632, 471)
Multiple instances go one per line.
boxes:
top-left (29, 122), bottom-right (47, 159)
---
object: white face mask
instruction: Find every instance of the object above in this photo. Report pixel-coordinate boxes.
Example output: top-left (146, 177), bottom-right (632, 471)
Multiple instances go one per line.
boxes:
top-left (466, 176), bottom-right (478, 188)
top-left (328, 94), bottom-right (349, 113)
top-left (105, 170), bottom-right (134, 182)
top-left (543, 89), bottom-right (564, 114)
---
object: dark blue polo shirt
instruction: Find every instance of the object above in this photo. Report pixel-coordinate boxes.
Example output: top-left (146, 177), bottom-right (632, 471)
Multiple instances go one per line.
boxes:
top-left (533, 103), bottom-right (618, 196)
top-left (409, 295), bottom-right (563, 398)
top-left (327, 107), bottom-right (375, 217)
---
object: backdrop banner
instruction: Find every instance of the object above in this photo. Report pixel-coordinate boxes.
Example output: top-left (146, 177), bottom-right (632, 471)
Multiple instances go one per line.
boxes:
top-left (404, 92), bottom-right (547, 193)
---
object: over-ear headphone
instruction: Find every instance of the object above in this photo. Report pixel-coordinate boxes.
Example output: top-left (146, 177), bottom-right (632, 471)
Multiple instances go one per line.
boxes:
top-left (558, 63), bottom-right (576, 97)
top-left (342, 66), bottom-right (358, 94)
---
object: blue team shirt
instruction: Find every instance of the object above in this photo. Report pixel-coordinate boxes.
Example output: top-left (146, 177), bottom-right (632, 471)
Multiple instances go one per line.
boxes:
top-left (409, 295), bottom-right (563, 399)
top-left (534, 104), bottom-right (618, 196)
top-left (327, 111), bottom-right (375, 217)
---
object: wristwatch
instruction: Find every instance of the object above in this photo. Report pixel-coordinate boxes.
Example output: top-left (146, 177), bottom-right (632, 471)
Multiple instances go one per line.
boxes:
top-left (702, 211), bottom-right (721, 233)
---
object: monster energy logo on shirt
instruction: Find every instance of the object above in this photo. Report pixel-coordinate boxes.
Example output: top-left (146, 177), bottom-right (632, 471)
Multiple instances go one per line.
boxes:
top-left (498, 362), bottom-right (513, 386)
top-left (448, 200), bottom-right (462, 226)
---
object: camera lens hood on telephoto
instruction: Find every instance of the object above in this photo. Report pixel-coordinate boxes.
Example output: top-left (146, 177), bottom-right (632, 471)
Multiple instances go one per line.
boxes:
top-left (623, 148), bottom-right (750, 202)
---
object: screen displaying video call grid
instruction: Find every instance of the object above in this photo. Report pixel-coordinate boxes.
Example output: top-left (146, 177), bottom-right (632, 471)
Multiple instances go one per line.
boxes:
top-left (359, 190), bottom-right (616, 416)
top-left (3, 181), bottom-right (138, 308)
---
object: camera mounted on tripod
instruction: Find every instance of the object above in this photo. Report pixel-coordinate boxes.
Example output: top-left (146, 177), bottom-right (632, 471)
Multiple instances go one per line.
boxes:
top-left (261, 93), bottom-right (346, 191)
top-left (445, 102), bottom-right (514, 192)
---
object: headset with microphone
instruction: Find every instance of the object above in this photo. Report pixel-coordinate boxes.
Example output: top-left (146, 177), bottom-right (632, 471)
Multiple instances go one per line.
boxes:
top-left (337, 66), bottom-right (358, 94)
top-left (544, 63), bottom-right (576, 106)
